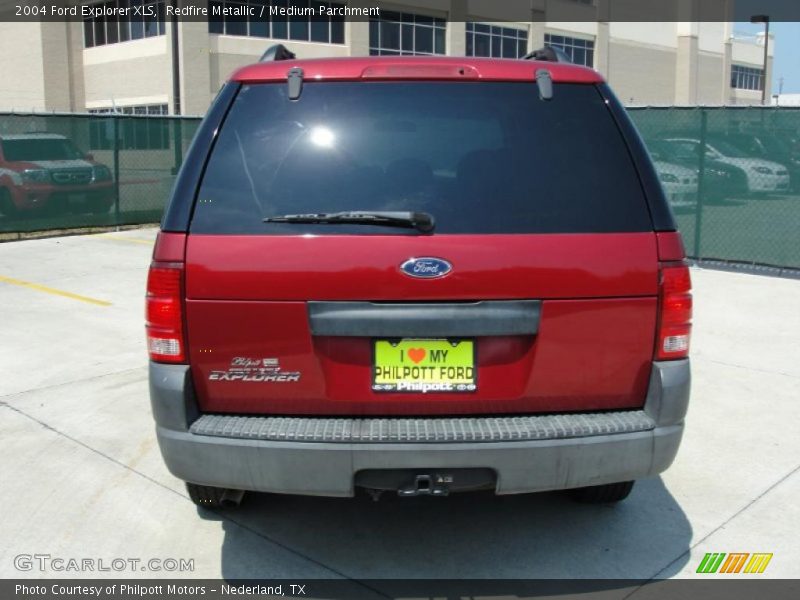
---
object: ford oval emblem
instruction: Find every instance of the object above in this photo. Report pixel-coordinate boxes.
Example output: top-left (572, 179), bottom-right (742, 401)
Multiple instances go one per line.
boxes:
top-left (400, 257), bottom-right (452, 279)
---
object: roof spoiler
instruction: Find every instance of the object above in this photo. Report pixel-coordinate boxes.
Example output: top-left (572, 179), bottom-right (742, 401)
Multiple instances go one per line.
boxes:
top-left (523, 46), bottom-right (572, 63)
top-left (260, 43), bottom-right (296, 62)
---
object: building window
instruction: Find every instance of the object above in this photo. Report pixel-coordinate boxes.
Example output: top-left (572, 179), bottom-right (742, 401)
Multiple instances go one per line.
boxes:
top-left (88, 104), bottom-right (170, 150)
top-left (544, 33), bottom-right (594, 67)
top-left (208, 1), bottom-right (346, 44)
top-left (369, 11), bottom-right (446, 56)
top-left (466, 23), bottom-right (528, 59)
top-left (731, 64), bottom-right (764, 91)
top-left (83, 1), bottom-right (166, 48)
top-left (89, 104), bottom-right (169, 116)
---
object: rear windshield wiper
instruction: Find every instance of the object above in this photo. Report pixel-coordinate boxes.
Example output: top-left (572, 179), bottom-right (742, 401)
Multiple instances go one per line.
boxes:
top-left (264, 211), bottom-right (435, 233)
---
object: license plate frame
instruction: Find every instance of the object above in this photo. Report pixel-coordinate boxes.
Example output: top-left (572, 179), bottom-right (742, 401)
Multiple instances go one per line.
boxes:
top-left (372, 338), bottom-right (477, 394)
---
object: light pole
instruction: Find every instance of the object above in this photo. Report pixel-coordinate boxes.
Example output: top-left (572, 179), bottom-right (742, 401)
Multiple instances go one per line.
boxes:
top-left (170, 13), bottom-right (183, 175)
top-left (750, 14), bottom-right (770, 105)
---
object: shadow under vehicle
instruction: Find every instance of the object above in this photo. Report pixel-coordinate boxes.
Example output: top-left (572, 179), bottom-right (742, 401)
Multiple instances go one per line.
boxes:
top-left (200, 476), bottom-right (693, 581)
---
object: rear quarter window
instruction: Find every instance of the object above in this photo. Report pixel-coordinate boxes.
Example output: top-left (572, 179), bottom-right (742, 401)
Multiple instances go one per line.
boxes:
top-left (191, 81), bottom-right (652, 235)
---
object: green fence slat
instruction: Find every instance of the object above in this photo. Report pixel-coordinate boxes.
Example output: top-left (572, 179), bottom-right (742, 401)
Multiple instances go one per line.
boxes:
top-left (628, 106), bottom-right (800, 270)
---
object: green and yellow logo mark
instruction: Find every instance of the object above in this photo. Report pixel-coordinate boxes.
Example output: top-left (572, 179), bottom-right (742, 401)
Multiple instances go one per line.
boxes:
top-left (696, 552), bottom-right (773, 574)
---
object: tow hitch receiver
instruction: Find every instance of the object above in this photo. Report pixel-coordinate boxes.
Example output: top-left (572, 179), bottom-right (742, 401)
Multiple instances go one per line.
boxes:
top-left (398, 474), bottom-right (450, 497)
top-left (355, 468), bottom-right (496, 498)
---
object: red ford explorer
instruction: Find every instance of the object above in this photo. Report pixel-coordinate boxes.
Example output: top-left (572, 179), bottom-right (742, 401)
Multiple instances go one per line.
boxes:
top-left (147, 47), bottom-right (692, 508)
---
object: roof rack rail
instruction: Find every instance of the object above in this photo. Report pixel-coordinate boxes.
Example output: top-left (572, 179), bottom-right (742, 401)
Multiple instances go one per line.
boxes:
top-left (523, 46), bottom-right (572, 63)
top-left (260, 44), bottom-right (296, 62)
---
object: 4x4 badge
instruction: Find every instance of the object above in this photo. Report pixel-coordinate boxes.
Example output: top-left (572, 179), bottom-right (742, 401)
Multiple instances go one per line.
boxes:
top-left (400, 257), bottom-right (452, 279)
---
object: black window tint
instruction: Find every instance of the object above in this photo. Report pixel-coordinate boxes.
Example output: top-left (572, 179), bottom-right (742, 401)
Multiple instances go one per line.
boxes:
top-left (84, 19), bottom-right (94, 47)
top-left (401, 24), bottom-right (414, 51)
top-left (130, 0), bottom-right (145, 39)
top-left (310, 16), bottom-right (329, 42)
top-left (105, 3), bottom-right (119, 44)
top-left (192, 82), bottom-right (651, 235)
top-left (209, 9), bottom-right (224, 34)
top-left (272, 15), bottom-right (288, 38)
top-left (290, 16), bottom-right (308, 40)
top-left (415, 26), bottom-right (433, 53)
top-left (251, 18), bottom-right (268, 37)
top-left (331, 16), bottom-right (345, 43)
top-left (93, 17), bottom-right (106, 46)
top-left (381, 20), bottom-right (400, 48)
top-left (491, 35), bottom-right (501, 57)
top-left (145, 13), bottom-right (160, 37)
top-left (225, 1), bottom-right (247, 36)
top-left (434, 28), bottom-right (445, 54)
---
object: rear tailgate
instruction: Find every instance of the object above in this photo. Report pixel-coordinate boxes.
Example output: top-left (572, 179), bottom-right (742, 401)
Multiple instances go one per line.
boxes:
top-left (185, 232), bottom-right (657, 415)
top-left (183, 78), bottom-right (660, 416)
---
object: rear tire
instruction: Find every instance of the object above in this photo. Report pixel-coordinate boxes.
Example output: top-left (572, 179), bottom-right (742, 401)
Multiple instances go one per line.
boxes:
top-left (570, 481), bottom-right (635, 504)
top-left (186, 482), bottom-right (227, 508)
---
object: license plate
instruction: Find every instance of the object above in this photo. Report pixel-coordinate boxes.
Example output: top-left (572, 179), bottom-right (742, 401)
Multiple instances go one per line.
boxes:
top-left (68, 193), bottom-right (88, 204)
top-left (372, 339), bottom-right (476, 393)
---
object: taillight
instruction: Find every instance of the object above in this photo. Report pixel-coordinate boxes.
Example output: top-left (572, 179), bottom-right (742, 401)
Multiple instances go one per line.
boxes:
top-left (656, 263), bottom-right (692, 360)
top-left (146, 261), bottom-right (185, 363)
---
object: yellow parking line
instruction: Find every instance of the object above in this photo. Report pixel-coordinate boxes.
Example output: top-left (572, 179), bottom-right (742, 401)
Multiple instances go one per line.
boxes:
top-left (95, 234), bottom-right (154, 246)
top-left (0, 275), bottom-right (112, 307)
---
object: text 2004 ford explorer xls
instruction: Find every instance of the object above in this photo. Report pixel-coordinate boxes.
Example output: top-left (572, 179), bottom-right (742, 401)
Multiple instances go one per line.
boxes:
top-left (147, 48), bottom-right (692, 509)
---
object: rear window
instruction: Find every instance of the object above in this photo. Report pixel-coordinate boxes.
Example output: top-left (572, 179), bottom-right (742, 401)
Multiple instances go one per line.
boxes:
top-left (191, 81), bottom-right (651, 234)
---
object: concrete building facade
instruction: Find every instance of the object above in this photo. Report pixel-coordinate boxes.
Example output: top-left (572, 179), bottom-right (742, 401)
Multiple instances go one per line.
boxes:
top-left (0, 0), bottom-right (774, 115)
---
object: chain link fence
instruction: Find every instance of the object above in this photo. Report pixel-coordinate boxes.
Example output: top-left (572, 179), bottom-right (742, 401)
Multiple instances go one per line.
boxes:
top-left (629, 106), bottom-right (800, 270)
top-left (0, 112), bottom-right (200, 233)
top-left (1, 108), bottom-right (798, 270)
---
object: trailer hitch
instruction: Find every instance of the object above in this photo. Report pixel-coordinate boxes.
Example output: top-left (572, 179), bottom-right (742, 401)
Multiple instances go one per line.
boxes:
top-left (398, 474), bottom-right (450, 497)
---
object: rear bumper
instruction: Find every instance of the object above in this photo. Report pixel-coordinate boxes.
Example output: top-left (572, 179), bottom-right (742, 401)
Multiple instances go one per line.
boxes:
top-left (150, 360), bottom-right (690, 497)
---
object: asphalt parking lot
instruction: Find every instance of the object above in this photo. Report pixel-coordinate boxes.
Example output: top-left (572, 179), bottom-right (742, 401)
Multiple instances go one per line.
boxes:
top-left (0, 227), bottom-right (798, 583)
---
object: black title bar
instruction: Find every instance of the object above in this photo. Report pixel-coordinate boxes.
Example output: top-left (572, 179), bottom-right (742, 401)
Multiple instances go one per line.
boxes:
top-left (4, 579), bottom-right (800, 600)
top-left (2, 0), bottom-right (800, 23)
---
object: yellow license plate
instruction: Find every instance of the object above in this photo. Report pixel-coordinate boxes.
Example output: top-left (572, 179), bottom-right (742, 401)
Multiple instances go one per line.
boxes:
top-left (372, 339), bottom-right (476, 393)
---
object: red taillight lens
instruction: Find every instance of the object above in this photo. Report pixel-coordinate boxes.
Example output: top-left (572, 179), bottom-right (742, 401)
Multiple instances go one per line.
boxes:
top-left (146, 262), bottom-right (185, 363)
top-left (656, 263), bottom-right (693, 360)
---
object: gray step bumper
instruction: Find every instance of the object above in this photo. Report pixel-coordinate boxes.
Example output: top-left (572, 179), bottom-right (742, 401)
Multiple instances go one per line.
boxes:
top-left (150, 360), bottom-right (689, 497)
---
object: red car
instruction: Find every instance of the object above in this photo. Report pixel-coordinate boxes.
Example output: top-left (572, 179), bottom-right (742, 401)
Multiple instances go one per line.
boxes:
top-left (0, 133), bottom-right (114, 217)
top-left (148, 47), bottom-right (692, 508)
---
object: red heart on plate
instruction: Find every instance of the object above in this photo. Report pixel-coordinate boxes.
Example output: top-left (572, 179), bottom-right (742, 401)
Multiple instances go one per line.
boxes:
top-left (407, 348), bottom-right (426, 364)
